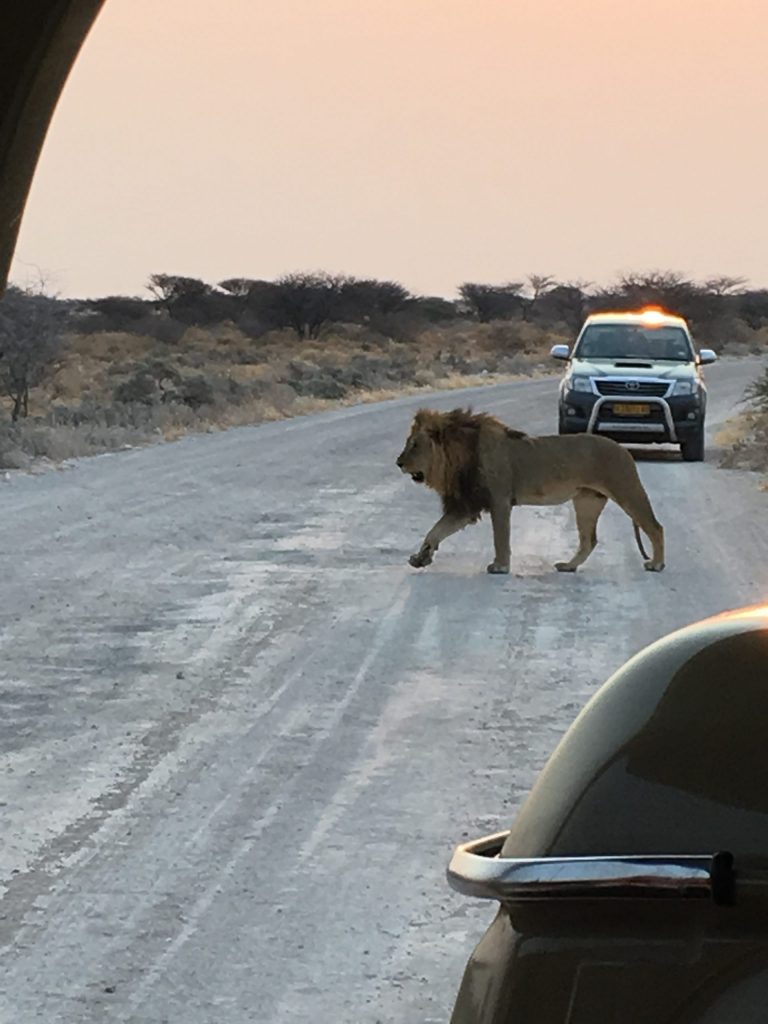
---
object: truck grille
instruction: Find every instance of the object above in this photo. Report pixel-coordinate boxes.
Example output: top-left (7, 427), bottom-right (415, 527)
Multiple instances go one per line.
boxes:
top-left (595, 380), bottom-right (669, 397)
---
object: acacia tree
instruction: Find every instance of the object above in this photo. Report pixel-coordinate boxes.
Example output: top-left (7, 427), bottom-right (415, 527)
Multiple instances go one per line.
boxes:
top-left (701, 276), bottom-right (746, 299)
top-left (146, 274), bottom-right (239, 325)
top-left (240, 273), bottom-right (415, 336)
top-left (338, 278), bottom-right (411, 321)
top-left (0, 286), bottom-right (64, 421)
top-left (458, 282), bottom-right (525, 321)
top-left (221, 273), bottom-right (415, 337)
top-left (218, 278), bottom-right (257, 299)
top-left (81, 295), bottom-right (152, 332)
top-left (734, 289), bottom-right (768, 328)
top-left (588, 271), bottom-right (692, 324)
top-left (535, 281), bottom-right (591, 331)
top-left (146, 274), bottom-right (208, 311)
top-left (218, 277), bottom-right (259, 317)
top-left (268, 272), bottom-right (346, 338)
top-left (523, 273), bottom-right (555, 320)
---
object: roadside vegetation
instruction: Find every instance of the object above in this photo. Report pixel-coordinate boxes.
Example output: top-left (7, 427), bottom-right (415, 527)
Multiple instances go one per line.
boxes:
top-left (719, 366), bottom-right (768, 477)
top-left (1, 269), bottom-right (767, 471)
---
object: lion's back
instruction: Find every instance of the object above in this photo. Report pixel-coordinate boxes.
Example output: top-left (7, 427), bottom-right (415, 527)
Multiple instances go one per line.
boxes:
top-left (481, 428), bottom-right (638, 492)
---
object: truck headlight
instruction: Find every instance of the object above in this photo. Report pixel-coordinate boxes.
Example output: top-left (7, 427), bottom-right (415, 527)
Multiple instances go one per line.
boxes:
top-left (672, 380), bottom-right (697, 396)
top-left (568, 376), bottom-right (593, 393)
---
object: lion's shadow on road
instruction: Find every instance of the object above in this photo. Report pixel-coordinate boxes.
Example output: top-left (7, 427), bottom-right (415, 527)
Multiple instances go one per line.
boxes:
top-left (403, 560), bottom-right (603, 609)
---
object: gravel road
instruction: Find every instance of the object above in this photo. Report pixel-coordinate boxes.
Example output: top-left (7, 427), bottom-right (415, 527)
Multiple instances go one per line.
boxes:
top-left (1, 357), bottom-right (767, 1023)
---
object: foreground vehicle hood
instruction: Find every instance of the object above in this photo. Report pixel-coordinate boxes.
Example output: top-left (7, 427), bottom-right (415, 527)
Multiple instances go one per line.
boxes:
top-left (449, 605), bottom-right (768, 1024)
top-left (504, 606), bottom-right (768, 861)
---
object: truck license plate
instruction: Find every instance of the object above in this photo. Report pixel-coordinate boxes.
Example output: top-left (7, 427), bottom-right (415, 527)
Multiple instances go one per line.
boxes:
top-left (613, 403), bottom-right (650, 415)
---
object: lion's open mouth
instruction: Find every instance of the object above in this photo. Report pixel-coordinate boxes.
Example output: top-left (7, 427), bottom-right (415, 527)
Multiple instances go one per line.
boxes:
top-left (411, 471), bottom-right (425, 483)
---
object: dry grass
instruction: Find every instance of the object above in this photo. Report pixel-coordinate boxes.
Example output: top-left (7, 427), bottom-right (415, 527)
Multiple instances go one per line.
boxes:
top-left (717, 324), bottom-right (768, 357)
top-left (717, 364), bottom-right (768, 483)
top-left (1, 318), bottom-right (560, 470)
top-left (714, 413), bottom-right (755, 448)
top-left (718, 411), bottom-right (768, 480)
top-left (4, 313), bottom-right (765, 476)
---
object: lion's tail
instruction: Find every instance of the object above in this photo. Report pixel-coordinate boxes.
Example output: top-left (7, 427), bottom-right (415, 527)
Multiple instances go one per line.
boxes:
top-left (633, 522), bottom-right (650, 560)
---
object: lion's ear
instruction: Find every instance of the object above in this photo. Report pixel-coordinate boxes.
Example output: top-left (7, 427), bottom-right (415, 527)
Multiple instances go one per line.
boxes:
top-left (413, 408), bottom-right (442, 433)
top-left (412, 410), bottom-right (445, 443)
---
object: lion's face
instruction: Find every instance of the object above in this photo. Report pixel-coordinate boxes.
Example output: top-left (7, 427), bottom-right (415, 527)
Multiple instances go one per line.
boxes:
top-left (396, 428), bottom-right (433, 484)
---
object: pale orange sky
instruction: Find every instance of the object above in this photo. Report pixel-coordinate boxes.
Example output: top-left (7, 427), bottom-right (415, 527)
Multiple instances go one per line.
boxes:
top-left (11, 0), bottom-right (768, 299)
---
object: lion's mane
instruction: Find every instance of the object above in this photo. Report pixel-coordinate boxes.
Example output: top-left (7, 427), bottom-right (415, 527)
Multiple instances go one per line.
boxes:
top-left (413, 408), bottom-right (527, 519)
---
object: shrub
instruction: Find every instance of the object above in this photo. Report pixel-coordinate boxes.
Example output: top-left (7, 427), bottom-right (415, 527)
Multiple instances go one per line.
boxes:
top-left (744, 368), bottom-right (768, 415)
top-left (459, 282), bottom-right (525, 322)
top-left (0, 427), bottom-right (31, 469)
top-left (76, 296), bottom-right (153, 333)
top-left (0, 286), bottom-right (65, 420)
top-left (113, 361), bottom-right (181, 405)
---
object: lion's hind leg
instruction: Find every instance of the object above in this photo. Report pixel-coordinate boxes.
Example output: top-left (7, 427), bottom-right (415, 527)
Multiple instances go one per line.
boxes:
top-left (555, 490), bottom-right (607, 573)
top-left (610, 482), bottom-right (665, 572)
top-left (635, 515), bottom-right (665, 573)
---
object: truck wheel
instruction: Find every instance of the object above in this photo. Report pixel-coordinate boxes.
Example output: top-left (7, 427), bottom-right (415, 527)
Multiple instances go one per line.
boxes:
top-left (680, 427), bottom-right (705, 462)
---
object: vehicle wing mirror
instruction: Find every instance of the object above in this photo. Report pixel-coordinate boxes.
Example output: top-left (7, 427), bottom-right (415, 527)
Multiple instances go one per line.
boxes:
top-left (698, 348), bottom-right (717, 365)
top-left (550, 344), bottom-right (571, 361)
top-left (447, 831), bottom-right (735, 905)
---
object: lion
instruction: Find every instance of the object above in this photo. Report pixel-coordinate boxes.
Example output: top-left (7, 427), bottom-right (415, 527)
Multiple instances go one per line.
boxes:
top-left (396, 408), bottom-right (665, 574)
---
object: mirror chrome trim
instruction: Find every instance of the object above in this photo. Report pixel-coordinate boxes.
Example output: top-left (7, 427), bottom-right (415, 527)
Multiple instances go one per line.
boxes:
top-left (447, 831), bottom-right (734, 904)
top-left (550, 344), bottom-right (570, 360)
top-left (698, 348), bottom-right (717, 365)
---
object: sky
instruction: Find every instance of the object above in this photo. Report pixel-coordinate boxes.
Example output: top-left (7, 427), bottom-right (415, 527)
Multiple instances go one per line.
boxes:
top-left (11, 0), bottom-right (768, 300)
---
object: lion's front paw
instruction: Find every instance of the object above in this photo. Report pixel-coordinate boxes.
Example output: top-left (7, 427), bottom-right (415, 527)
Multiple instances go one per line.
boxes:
top-left (554, 561), bottom-right (577, 573)
top-left (486, 562), bottom-right (510, 575)
top-left (409, 549), bottom-right (433, 568)
top-left (644, 560), bottom-right (665, 573)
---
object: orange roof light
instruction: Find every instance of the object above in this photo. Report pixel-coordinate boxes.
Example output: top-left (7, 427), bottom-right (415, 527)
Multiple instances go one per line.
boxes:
top-left (639, 307), bottom-right (668, 323)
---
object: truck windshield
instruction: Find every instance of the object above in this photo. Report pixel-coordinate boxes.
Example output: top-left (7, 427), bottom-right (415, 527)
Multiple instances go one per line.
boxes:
top-left (575, 325), bottom-right (693, 361)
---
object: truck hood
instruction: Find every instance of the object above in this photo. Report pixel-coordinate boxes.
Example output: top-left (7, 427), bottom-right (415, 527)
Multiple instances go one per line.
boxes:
top-left (570, 358), bottom-right (695, 380)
